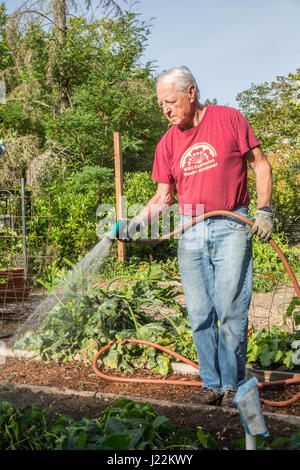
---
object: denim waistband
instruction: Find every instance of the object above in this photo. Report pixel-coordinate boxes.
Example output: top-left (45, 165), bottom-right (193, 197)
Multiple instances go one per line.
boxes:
top-left (189, 206), bottom-right (249, 220)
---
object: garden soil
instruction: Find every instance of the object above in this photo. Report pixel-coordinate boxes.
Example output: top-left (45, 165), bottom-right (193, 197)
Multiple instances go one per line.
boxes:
top-left (0, 357), bottom-right (300, 451)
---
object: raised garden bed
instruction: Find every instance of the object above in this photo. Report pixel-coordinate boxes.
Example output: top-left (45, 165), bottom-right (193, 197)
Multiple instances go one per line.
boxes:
top-left (1, 351), bottom-right (300, 417)
top-left (0, 278), bottom-right (299, 450)
top-left (0, 268), bottom-right (30, 303)
top-left (0, 361), bottom-right (300, 451)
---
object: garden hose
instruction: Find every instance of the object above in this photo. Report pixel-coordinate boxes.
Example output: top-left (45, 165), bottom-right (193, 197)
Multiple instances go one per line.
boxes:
top-left (132, 210), bottom-right (300, 299)
top-left (93, 211), bottom-right (300, 407)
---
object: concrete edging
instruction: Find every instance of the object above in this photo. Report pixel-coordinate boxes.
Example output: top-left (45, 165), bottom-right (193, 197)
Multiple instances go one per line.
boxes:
top-left (1, 380), bottom-right (300, 427)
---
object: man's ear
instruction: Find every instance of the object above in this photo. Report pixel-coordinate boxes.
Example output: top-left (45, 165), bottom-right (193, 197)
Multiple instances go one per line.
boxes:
top-left (188, 84), bottom-right (196, 102)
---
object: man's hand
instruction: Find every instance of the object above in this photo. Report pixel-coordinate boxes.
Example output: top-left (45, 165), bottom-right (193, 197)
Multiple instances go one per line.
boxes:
top-left (116, 216), bottom-right (145, 242)
top-left (250, 207), bottom-right (274, 241)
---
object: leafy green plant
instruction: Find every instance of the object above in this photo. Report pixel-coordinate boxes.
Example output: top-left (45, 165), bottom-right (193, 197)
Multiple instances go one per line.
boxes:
top-left (252, 231), bottom-right (299, 292)
top-left (235, 428), bottom-right (300, 450)
top-left (2, 395), bottom-right (300, 451)
top-left (247, 325), bottom-right (297, 369)
top-left (234, 435), bottom-right (289, 450)
top-left (283, 296), bottom-right (300, 366)
top-left (14, 264), bottom-right (196, 373)
top-left (0, 399), bottom-right (50, 450)
top-left (283, 296), bottom-right (300, 328)
top-left (196, 427), bottom-right (219, 450)
top-left (0, 397), bottom-right (214, 450)
top-left (291, 339), bottom-right (300, 366)
top-left (36, 259), bottom-right (74, 293)
top-left (0, 224), bottom-right (24, 270)
top-left (98, 397), bottom-right (200, 450)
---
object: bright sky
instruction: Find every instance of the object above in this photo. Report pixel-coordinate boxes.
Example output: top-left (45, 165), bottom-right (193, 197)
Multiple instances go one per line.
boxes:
top-left (5, 0), bottom-right (300, 107)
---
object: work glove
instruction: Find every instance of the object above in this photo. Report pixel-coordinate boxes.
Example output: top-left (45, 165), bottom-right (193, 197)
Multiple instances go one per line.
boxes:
top-left (116, 216), bottom-right (146, 242)
top-left (249, 207), bottom-right (273, 241)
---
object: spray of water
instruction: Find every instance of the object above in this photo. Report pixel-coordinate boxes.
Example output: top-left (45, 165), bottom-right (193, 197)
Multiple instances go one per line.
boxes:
top-left (10, 236), bottom-right (114, 347)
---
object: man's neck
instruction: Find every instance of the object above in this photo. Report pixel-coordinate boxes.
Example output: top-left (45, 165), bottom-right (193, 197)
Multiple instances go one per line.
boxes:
top-left (193, 104), bottom-right (206, 127)
top-left (181, 103), bottom-right (206, 130)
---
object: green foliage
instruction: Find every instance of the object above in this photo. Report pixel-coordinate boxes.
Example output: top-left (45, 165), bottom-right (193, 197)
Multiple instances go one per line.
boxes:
top-left (283, 296), bottom-right (300, 327)
top-left (0, 224), bottom-right (23, 270)
top-left (37, 169), bottom-right (179, 270)
top-left (268, 146), bottom-right (300, 236)
top-left (2, 395), bottom-right (300, 451)
top-left (67, 166), bottom-right (115, 197)
top-left (0, 397), bottom-right (213, 450)
top-left (98, 397), bottom-right (201, 450)
top-left (124, 171), bottom-right (157, 206)
top-left (236, 70), bottom-right (300, 152)
top-left (2, 12), bottom-right (165, 172)
top-left (290, 428), bottom-right (300, 449)
top-left (247, 144), bottom-right (300, 238)
top-left (234, 435), bottom-right (289, 450)
top-left (235, 428), bottom-right (300, 450)
top-left (252, 231), bottom-right (299, 292)
top-left (247, 325), bottom-right (299, 369)
top-left (196, 427), bottom-right (219, 450)
top-left (0, 3), bottom-right (12, 71)
top-left (36, 258), bottom-right (74, 293)
top-left (0, 399), bottom-right (50, 450)
top-left (28, 166), bottom-right (115, 262)
top-left (14, 264), bottom-right (197, 371)
top-left (238, 71), bottom-right (299, 237)
top-left (283, 297), bottom-right (300, 366)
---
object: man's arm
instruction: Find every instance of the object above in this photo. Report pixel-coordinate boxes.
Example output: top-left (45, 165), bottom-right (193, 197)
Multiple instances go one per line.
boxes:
top-left (117, 183), bottom-right (174, 242)
top-left (138, 182), bottom-right (175, 226)
top-left (245, 146), bottom-right (273, 240)
top-left (245, 146), bottom-right (272, 208)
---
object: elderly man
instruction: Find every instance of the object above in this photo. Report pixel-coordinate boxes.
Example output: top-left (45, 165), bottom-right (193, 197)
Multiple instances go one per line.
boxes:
top-left (118, 66), bottom-right (273, 407)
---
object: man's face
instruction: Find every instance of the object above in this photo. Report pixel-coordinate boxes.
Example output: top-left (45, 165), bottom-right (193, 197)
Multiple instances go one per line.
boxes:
top-left (156, 82), bottom-right (196, 129)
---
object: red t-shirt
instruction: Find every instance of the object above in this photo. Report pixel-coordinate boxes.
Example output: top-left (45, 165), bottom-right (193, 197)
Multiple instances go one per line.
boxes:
top-left (151, 105), bottom-right (260, 215)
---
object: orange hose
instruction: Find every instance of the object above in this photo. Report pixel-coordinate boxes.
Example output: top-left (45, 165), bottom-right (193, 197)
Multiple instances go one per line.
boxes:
top-left (257, 378), bottom-right (300, 407)
top-left (134, 210), bottom-right (300, 299)
top-left (93, 211), bottom-right (300, 407)
top-left (93, 339), bottom-right (202, 386)
top-left (93, 339), bottom-right (300, 407)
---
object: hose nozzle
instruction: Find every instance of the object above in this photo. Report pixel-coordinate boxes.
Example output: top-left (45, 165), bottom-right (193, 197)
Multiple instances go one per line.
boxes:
top-left (104, 220), bottom-right (123, 241)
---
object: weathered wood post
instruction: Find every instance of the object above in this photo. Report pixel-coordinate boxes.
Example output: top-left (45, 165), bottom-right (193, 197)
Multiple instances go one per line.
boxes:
top-left (113, 132), bottom-right (126, 262)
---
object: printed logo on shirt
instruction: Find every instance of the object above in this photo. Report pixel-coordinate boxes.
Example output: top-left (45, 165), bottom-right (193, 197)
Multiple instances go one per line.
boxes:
top-left (180, 142), bottom-right (218, 177)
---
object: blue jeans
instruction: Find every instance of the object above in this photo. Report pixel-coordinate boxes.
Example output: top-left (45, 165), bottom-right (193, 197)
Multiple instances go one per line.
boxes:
top-left (177, 207), bottom-right (252, 393)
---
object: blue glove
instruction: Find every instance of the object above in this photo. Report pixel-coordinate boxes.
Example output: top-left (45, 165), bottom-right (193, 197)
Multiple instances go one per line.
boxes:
top-left (116, 216), bottom-right (145, 242)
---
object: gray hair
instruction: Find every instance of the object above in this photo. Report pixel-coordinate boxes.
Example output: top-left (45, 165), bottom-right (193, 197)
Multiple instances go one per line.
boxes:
top-left (157, 66), bottom-right (200, 99)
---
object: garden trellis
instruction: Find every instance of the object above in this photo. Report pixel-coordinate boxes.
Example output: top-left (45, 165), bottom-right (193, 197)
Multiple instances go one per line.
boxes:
top-left (0, 170), bottom-right (54, 341)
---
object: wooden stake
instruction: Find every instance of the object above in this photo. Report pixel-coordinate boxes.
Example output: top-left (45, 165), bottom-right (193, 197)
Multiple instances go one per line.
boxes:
top-left (113, 132), bottom-right (126, 262)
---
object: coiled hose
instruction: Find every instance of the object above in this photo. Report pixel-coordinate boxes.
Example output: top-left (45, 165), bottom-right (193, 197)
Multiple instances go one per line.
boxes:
top-left (93, 211), bottom-right (300, 407)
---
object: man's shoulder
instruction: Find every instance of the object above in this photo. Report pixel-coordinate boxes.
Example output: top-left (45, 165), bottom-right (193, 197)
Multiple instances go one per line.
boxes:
top-left (208, 104), bottom-right (239, 116)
